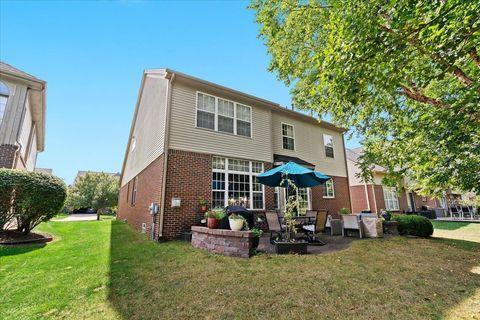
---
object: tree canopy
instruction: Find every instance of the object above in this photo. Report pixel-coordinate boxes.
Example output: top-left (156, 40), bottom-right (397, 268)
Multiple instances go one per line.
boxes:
top-left (68, 172), bottom-right (119, 211)
top-left (251, 0), bottom-right (480, 195)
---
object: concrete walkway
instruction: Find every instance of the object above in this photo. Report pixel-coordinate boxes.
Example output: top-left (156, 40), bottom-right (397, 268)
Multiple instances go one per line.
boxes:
top-left (60, 214), bottom-right (98, 221)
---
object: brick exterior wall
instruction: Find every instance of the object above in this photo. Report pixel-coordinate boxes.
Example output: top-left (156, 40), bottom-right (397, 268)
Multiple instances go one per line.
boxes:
top-left (0, 144), bottom-right (18, 169)
top-left (311, 176), bottom-right (351, 218)
top-left (162, 150), bottom-right (212, 239)
top-left (350, 185), bottom-right (369, 213)
top-left (117, 154), bottom-right (164, 239)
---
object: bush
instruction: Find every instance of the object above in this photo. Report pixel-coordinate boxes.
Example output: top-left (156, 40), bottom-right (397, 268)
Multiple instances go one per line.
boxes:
top-left (392, 214), bottom-right (434, 237)
top-left (0, 169), bottom-right (67, 234)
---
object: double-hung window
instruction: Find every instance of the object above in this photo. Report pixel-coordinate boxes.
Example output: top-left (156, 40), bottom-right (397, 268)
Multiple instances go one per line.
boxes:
top-left (196, 92), bottom-right (251, 137)
top-left (323, 179), bottom-right (335, 198)
top-left (211, 157), bottom-right (264, 210)
top-left (196, 93), bottom-right (216, 130)
top-left (0, 81), bottom-right (10, 125)
top-left (282, 123), bottom-right (295, 150)
top-left (131, 176), bottom-right (138, 206)
top-left (383, 187), bottom-right (399, 211)
top-left (323, 134), bottom-right (334, 158)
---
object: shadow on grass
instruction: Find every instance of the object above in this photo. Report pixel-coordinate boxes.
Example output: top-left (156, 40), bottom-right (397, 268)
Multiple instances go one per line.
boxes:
top-left (0, 243), bottom-right (46, 257)
top-left (107, 220), bottom-right (480, 319)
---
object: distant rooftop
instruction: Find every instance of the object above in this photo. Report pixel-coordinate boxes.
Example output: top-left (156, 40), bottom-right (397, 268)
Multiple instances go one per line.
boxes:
top-left (346, 147), bottom-right (386, 172)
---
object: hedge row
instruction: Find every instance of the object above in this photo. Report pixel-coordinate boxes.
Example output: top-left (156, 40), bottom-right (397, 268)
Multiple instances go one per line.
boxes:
top-left (392, 214), bottom-right (434, 237)
top-left (0, 169), bottom-right (67, 234)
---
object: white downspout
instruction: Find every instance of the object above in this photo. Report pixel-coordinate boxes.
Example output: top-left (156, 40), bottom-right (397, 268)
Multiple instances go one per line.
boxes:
top-left (157, 72), bottom-right (175, 239)
top-left (364, 182), bottom-right (370, 211)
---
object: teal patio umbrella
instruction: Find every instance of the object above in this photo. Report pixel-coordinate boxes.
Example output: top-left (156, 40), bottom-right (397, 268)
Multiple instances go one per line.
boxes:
top-left (256, 161), bottom-right (330, 188)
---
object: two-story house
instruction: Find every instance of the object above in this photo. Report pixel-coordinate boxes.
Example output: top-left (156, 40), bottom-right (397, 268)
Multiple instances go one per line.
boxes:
top-left (346, 147), bottom-right (444, 214)
top-left (0, 62), bottom-right (46, 171)
top-left (118, 69), bottom-right (351, 240)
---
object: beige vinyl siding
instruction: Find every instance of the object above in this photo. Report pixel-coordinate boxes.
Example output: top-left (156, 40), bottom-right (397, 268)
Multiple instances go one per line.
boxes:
top-left (0, 81), bottom-right (28, 145)
top-left (121, 75), bottom-right (168, 186)
top-left (347, 159), bottom-right (364, 186)
top-left (272, 113), bottom-right (347, 177)
top-left (168, 82), bottom-right (273, 162)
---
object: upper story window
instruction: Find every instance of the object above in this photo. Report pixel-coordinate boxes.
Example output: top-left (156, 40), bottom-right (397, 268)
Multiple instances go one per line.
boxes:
top-left (196, 92), bottom-right (252, 137)
top-left (323, 134), bottom-right (334, 158)
top-left (0, 81), bottom-right (10, 125)
top-left (383, 187), bottom-right (399, 211)
top-left (282, 123), bottom-right (295, 150)
top-left (323, 179), bottom-right (335, 198)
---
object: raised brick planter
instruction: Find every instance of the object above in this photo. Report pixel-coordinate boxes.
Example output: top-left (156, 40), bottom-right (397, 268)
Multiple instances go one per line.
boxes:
top-left (191, 226), bottom-right (254, 258)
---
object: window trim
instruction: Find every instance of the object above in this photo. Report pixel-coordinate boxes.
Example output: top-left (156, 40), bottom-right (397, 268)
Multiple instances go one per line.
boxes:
top-left (323, 134), bottom-right (335, 158)
top-left (281, 122), bottom-right (295, 151)
top-left (195, 91), bottom-right (252, 138)
top-left (211, 156), bottom-right (265, 210)
top-left (322, 179), bottom-right (335, 199)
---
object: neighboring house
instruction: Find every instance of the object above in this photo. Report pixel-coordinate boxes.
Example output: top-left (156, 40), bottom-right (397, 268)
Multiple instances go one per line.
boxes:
top-left (346, 147), bottom-right (444, 214)
top-left (0, 62), bottom-right (46, 171)
top-left (34, 167), bottom-right (53, 175)
top-left (118, 68), bottom-right (352, 240)
top-left (73, 170), bottom-right (121, 185)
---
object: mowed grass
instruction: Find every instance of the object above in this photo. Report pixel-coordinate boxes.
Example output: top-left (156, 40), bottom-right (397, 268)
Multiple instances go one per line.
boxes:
top-left (1, 220), bottom-right (479, 320)
top-left (433, 220), bottom-right (480, 243)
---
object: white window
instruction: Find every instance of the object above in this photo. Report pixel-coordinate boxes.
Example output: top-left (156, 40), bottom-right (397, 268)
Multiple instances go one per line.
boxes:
top-left (212, 157), bottom-right (264, 210)
top-left (278, 188), bottom-right (311, 214)
top-left (383, 187), bottom-right (399, 211)
top-left (196, 93), bottom-right (215, 130)
top-left (130, 136), bottom-right (136, 152)
top-left (0, 81), bottom-right (10, 125)
top-left (323, 134), bottom-right (334, 158)
top-left (274, 187), bottom-right (280, 209)
top-left (297, 188), bottom-right (311, 215)
top-left (196, 92), bottom-right (251, 137)
top-left (131, 176), bottom-right (138, 206)
top-left (282, 123), bottom-right (295, 150)
top-left (323, 179), bottom-right (335, 198)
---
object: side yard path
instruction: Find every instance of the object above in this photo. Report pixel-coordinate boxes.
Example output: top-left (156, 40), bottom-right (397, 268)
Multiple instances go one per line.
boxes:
top-left (0, 220), bottom-right (479, 320)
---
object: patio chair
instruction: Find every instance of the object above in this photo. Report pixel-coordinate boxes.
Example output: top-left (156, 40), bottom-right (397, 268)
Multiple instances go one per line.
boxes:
top-left (341, 214), bottom-right (363, 238)
top-left (461, 206), bottom-right (473, 220)
top-left (265, 211), bottom-right (283, 244)
top-left (325, 215), bottom-right (343, 236)
top-left (302, 210), bottom-right (328, 245)
top-left (449, 206), bottom-right (462, 219)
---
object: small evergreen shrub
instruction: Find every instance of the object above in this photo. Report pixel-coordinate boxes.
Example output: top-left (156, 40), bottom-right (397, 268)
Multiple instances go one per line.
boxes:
top-left (0, 169), bottom-right (67, 234)
top-left (392, 214), bottom-right (434, 237)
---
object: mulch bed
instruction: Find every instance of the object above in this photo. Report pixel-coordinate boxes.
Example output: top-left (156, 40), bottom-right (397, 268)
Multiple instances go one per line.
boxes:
top-left (0, 230), bottom-right (53, 245)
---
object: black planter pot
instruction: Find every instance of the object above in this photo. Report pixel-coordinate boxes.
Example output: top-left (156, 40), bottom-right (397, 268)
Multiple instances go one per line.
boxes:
top-left (274, 241), bottom-right (308, 255)
top-left (181, 232), bottom-right (192, 241)
top-left (252, 236), bottom-right (260, 250)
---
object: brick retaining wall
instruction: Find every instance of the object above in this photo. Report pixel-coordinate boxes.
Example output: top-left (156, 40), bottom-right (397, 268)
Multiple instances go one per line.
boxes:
top-left (191, 226), bottom-right (254, 258)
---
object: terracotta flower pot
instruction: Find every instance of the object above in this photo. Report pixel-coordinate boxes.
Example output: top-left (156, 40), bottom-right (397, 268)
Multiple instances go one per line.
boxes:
top-left (207, 217), bottom-right (219, 229)
top-left (200, 205), bottom-right (208, 213)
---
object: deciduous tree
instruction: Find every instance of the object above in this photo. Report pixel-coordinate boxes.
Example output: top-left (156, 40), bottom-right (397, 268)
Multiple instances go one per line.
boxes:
top-left (251, 0), bottom-right (480, 195)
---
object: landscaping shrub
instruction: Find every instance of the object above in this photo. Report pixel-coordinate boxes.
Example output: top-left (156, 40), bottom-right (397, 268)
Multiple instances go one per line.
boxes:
top-left (0, 169), bottom-right (67, 234)
top-left (392, 214), bottom-right (434, 237)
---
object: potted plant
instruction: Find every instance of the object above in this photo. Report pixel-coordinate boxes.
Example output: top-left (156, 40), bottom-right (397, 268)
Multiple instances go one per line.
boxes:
top-left (199, 198), bottom-right (209, 213)
top-left (339, 207), bottom-right (349, 215)
top-left (205, 209), bottom-right (225, 229)
top-left (251, 227), bottom-right (263, 251)
top-left (273, 174), bottom-right (308, 254)
top-left (228, 213), bottom-right (245, 231)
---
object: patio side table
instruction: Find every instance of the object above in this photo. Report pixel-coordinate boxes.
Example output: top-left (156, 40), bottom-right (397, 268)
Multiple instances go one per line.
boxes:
top-left (329, 218), bottom-right (343, 236)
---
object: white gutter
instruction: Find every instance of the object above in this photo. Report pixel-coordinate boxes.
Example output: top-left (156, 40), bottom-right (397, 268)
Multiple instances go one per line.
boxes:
top-left (157, 72), bottom-right (175, 239)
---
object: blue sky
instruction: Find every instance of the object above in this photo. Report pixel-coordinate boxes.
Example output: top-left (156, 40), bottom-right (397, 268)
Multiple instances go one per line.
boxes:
top-left (0, 0), bottom-right (360, 184)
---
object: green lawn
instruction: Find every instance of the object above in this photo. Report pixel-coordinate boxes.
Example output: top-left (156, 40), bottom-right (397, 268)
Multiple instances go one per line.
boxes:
top-left (432, 220), bottom-right (480, 243)
top-left (1, 220), bottom-right (479, 320)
